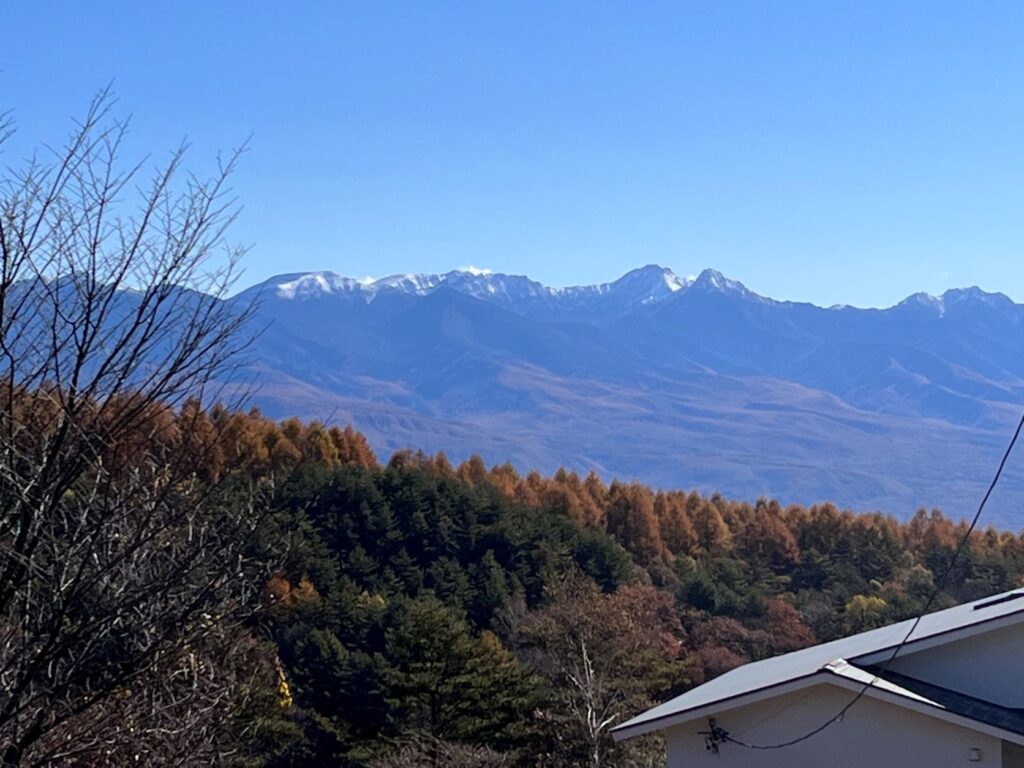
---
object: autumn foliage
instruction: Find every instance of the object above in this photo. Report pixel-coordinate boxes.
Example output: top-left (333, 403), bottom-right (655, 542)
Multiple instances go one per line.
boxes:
top-left (159, 411), bottom-right (1022, 767)
top-left (11, 395), bottom-right (1019, 767)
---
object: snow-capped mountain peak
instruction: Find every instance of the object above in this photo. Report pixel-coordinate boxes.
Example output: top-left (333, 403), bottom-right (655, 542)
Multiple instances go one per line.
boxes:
top-left (254, 265), bottom-right (705, 312)
top-left (941, 286), bottom-right (1011, 306)
top-left (367, 273), bottom-right (445, 295)
top-left (898, 291), bottom-right (945, 315)
top-left (600, 264), bottom-right (692, 305)
top-left (693, 268), bottom-right (735, 291)
top-left (249, 264), bottom-right (784, 317)
top-left (688, 268), bottom-right (766, 302)
top-left (893, 286), bottom-right (1017, 320)
top-left (273, 271), bottom-right (368, 299)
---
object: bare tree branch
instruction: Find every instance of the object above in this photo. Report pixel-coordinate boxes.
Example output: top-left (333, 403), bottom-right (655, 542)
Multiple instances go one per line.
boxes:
top-left (0, 91), bottom-right (272, 767)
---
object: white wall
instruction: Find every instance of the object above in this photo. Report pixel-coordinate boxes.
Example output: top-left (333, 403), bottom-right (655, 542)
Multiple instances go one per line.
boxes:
top-left (887, 621), bottom-right (1024, 707)
top-left (665, 684), bottom-right (1003, 768)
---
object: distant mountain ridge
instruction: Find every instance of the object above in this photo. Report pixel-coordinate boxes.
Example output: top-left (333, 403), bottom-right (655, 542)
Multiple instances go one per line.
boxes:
top-left (262, 263), bottom-right (692, 299)
top-left (230, 265), bottom-right (1024, 526)
top-left (250, 264), bottom-right (698, 321)
top-left (242, 264), bottom-right (1015, 316)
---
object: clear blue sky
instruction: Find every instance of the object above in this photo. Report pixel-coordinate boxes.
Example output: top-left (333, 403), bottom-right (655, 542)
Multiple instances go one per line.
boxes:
top-left (3, 1), bottom-right (1024, 307)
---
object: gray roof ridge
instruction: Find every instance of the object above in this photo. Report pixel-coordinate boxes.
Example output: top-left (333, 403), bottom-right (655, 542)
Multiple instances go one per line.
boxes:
top-left (614, 587), bottom-right (1024, 736)
top-left (864, 665), bottom-right (1024, 736)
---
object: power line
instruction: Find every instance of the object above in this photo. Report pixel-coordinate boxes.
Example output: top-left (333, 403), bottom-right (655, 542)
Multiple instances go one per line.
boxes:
top-left (719, 410), bottom-right (1024, 752)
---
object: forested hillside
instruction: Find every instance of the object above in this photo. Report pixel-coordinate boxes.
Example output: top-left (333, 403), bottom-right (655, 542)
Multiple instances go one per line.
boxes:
top-left (176, 408), bottom-right (1024, 767)
top-left (4, 381), bottom-right (1021, 765)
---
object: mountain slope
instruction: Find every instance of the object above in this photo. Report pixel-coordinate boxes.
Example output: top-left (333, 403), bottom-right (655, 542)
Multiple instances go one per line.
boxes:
top-left (231, 266), bottom-right (1024, 526)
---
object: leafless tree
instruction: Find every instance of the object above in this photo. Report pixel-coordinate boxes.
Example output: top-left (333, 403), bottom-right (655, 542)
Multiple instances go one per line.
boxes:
top-left (522, 573), bottom-right (685, 768)
top-left (0, 90), bottom-right (274, 766)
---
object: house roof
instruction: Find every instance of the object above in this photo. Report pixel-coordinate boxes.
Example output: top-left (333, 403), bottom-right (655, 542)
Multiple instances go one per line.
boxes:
top-left (865, 667), bottom-right (1024, 736)
top-left (613, 588), bottom-right (1024, 738)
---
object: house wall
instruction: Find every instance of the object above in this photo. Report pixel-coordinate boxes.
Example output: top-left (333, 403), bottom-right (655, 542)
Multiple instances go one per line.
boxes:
top-left (1003, 741), bottom-right (1024, 768)
top-left (665, 684), bottom-right (1003, 768)
top-left (886, 621), bottom-right (1024, 707)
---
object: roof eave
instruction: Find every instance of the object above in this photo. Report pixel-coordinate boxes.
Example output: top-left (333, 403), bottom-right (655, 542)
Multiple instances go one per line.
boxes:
top-left (613, 669), bottom-right (1024, 747)
top-left (611, 671), bottom-right (824, 741)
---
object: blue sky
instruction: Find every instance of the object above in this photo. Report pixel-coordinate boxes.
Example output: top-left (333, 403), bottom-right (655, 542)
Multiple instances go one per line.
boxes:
top-left (3, 1), bottom-right (1024, 307)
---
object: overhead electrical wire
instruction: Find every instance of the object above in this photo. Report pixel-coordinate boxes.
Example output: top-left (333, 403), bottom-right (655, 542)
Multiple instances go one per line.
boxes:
top-left (716, 410), bottom-right (1024, 752)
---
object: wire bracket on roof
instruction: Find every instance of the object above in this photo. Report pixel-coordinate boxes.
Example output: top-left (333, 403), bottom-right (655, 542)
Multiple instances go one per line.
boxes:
top-left (699, 718), bottom-right (730, 755)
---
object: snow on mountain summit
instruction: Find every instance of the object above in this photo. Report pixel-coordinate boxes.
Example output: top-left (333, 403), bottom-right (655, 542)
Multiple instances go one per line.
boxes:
top-left (251, 265), bottom-right (779, 316)
top-left (603, 264), bottom-right (692, 304)
top-left (273, 272), bottom-right (368, 299)
top-left (893, 286), bottom-right (1018, 320)
top-left (256, 265), bottom-right (697, 310)
top-left (692, 268), bottom-right (749, 294)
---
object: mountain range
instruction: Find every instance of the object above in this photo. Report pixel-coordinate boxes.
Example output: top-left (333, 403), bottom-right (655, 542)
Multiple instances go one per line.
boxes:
top-left (231, 265), bottom-right (1024, 526)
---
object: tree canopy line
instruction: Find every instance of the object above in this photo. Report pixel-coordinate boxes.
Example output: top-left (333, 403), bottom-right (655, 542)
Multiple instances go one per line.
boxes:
top-left (4, 95), bottom-right (1024, 767)
top-left (170, 414), bottom-right (1024, 766)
